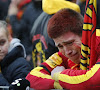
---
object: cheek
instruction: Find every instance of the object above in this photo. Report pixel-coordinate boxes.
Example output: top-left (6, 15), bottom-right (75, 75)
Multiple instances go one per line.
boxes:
top-left (4, 47), bottom-right (9, 54)
top-left (0, 47), bottom-right (8, 61)
top-left (3, 44), bottom-right (9, 54)
top-left (73, 43), bottom-right (81, 51)
top-left (2, 47), bottom-right (8, 57)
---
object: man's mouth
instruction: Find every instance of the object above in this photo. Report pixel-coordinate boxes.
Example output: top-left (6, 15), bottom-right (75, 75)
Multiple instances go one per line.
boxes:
top-left (70, 52), bottom-right (78, 57)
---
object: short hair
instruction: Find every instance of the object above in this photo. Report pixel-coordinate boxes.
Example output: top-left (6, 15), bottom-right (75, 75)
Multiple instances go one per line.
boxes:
top-left (47, 8), bottom-right (84, 39)
top-left (0, 20), bottom-right (9, 37)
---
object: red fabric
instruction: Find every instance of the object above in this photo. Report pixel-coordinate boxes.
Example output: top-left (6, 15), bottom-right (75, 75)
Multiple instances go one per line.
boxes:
top-left (80, 0), bottom-right (97, 69)
top-left (56, 36), bottom-right (100, 90)
top-left (26, 73), bottom-right (55, 90)
top-left (68, 59), bottom-right (80, 70)
top-left (26, 52), bottom-right (80, 89)
top-left (17, 0), bottom-right (31, 20)
top-left (16, 10), bottom-right (24, 20)
top-left (58, 51), bottom-right (80, 69)
top-left (59, 58), bottom-right (100, 90)
top-left (96, 36), bottom-right (100, 59)
top-left (18, 0), bottom-right (31, 9)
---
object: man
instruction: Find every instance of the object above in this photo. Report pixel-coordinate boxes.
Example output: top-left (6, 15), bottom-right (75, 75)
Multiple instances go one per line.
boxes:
top-left (25, 8), bottom-right (100, 90)
top-left (26, 8), bottom-right (83, 89)
top-left (30, 0), bottom-right (80, 68)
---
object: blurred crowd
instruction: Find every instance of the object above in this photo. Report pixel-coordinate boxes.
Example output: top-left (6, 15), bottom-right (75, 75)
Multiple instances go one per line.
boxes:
top-left (1, 0), bottom-right (99, 89)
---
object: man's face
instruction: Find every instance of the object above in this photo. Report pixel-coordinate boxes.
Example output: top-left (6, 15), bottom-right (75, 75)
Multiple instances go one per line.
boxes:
top-left (0, 29), bottom-right (10, 62)
top-left (54, 31), bottom-right (82, 64)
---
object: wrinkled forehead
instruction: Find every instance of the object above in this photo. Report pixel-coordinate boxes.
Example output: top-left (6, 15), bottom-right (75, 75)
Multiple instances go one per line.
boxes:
top-left (53, 31), bottom-right (81, 46)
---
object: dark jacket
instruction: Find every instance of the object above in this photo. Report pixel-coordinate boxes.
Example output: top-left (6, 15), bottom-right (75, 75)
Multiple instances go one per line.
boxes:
top-left (0, 0), bottom-right (11, 20)
top-left (30, 0), bottom-right (81, 68)
top-left (78, 1), bottom-right (86, 17)
top-left (9, 2), bottom-right (42, 55)
top-left (0, 38), bottom-right (32, 86)
top-left (30, 12), bottom-right (59, 68)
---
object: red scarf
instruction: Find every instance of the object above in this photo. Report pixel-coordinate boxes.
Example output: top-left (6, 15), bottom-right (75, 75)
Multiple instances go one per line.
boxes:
top-left (17, 0), bottom-right (31, 20)
top-left (18, 0), bottom-right (31, 9)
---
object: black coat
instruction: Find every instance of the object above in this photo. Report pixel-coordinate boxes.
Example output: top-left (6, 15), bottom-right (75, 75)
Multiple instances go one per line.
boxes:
top-left (0, 0), bottom-right (11, 20)
top-left (0, 46), bottom-right (32, 86)
top-left (9, 3), bottom-right (42, 55)
top-left (30, 12), bottom-right (59, 68)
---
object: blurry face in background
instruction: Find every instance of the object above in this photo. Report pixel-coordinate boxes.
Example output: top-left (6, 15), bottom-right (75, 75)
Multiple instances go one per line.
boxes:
top-left (54, 31), bottom-right (82, 64)
top-left (11, 0), bottom-right (22, 5)
top-left (0, 28), bottom-right (10, 62)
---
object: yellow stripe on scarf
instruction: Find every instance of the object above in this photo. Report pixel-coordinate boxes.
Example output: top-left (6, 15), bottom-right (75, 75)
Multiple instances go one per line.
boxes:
top-left (30, 67), bottom-right (52, 79)
top-left (59, 64), bottom-right (100, 84)
top-left (96, 29), bottom-right (100, 36)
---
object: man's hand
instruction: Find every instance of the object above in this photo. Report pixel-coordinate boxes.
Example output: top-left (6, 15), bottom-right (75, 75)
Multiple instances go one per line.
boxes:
top-left (51, 66), bottom-right (65, 78)
top-left (9, 78), bottom-right (30, 90)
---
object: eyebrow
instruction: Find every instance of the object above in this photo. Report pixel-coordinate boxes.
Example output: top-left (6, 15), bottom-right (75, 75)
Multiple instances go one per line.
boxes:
top-left (62, 39), bottom-right (75, 44)
top-left (56, 39), bottom-right (75, 47)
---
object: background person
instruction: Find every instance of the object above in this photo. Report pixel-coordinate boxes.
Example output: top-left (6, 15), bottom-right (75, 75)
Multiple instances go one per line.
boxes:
top-left (0, 20), bottom-right (32, 86)
top-left (30, 0), bottom-right (80, 68)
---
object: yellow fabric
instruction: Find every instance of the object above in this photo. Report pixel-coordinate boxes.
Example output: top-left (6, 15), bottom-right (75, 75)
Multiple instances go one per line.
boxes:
top-left (81, 44), bottom-right (90, 65)
top-left (30, 67), bottom-right (52, 79)
top-left (58, 64), bottom-right (100, 84)
top-left (30, 53), bottom-right (63, 80)
top-left (54, 81), bottom-right (63, 89)
top-left (46, 53), bottom-right (63, 68)
top-left (42, 0), bottom-right (80, 14)
top-left (83, 24), bottom-right (93, 31)
top-left (80, 0), bottom-right (97, 70)
top-left (96, 29), bottom-right (100, 36)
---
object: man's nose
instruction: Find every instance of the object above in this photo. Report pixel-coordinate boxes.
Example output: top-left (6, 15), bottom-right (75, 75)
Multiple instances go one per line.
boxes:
top-left (64, 46), bottom-right (72, 55)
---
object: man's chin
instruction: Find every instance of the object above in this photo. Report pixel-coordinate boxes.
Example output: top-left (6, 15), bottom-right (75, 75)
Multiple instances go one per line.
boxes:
top-left (69, 56), bottom-right (80, 64)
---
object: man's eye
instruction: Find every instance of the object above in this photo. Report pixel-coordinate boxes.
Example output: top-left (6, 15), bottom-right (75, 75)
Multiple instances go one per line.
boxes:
top-left (65, 41), bottom-right (74, 46)
top-left (67, 42), bottom-right (73, 45)
top-left (58, 45), bottom-right (63, 49)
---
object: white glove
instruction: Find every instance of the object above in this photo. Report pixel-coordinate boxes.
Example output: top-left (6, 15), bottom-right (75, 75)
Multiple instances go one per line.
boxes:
top-left (51, 66), bottom-right (65, 78)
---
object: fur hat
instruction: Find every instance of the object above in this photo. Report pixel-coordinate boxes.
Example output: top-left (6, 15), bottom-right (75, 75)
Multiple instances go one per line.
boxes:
top-left (47, 8), bottom-right (83, 38)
